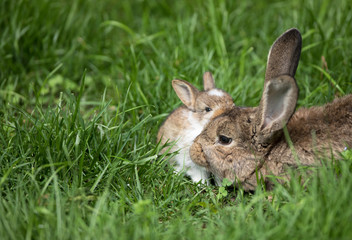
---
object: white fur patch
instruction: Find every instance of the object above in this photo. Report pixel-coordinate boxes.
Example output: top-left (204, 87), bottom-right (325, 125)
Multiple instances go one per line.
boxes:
top-left (208, 89), bottom-right (224, 97)
top-left (183, 112), bottom-right (207, 146)
top-left (170, 111), bottom-right (210, 184)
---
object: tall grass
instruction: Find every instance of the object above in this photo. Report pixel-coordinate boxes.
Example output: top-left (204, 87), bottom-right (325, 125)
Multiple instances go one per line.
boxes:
top-left (1, 0), bottom-right (352, 239)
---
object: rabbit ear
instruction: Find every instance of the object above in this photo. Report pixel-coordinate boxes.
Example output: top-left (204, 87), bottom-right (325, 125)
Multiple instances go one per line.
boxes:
top-left (172, 79), bottom-right (200, 110)
top-left (203, 72), bottom-right (216, 90)
top-left (265, 28), bottom-right (302, 81)
top-left (255, 75), bottom-right (298, 143)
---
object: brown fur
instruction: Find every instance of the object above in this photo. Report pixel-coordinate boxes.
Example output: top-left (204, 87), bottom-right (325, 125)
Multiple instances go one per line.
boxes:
top-left (189, 29), bottom-right (352, 190)
top-left (191, 95), bottom-right (352, 191)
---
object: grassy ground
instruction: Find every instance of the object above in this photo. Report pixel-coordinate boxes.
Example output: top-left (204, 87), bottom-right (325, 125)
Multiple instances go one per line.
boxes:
top-left (1, 0), bottom-right (352, 239)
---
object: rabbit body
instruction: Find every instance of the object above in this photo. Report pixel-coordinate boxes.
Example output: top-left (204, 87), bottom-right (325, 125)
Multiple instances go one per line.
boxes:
top-left (189, 29), bottom-right (352, 190)
top-left (157, 72), bottom-right (234, 184)
top-left (191, 95), bottom-right (352, 190)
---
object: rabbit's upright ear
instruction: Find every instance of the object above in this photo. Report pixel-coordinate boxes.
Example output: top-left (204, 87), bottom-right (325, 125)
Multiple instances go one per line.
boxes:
top-left (203, 72), bottom-right (216, 90)
top-left (265, 28), bottom-right (302, 81)
top-left (253, 28), bottom-right (302, 147)
top-left (254, 75), bottom-right (298, 147)
top-left (172, 79), bottom-right (200, 110)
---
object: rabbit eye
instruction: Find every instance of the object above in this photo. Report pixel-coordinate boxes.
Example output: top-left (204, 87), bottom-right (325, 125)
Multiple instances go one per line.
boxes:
top-left (219, 135), bottom-right (232, 145)
top-left (205, 107), bottom-right (212, 112)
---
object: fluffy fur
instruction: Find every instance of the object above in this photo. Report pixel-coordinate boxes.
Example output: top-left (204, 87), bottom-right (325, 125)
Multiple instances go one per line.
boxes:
top-left (190, 29), bottom-right (352, 190)
top-left (157, 72), bottom-right (234, 184)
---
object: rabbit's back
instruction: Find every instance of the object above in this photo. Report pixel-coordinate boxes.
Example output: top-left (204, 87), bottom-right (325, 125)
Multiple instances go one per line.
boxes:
top-left (287, 95), bottom-right (352, 146)
top-left (268, 94), bottom-right (352, 169)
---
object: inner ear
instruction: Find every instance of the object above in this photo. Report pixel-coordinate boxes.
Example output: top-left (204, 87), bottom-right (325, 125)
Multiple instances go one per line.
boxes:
top-left (172, 79), bottom-right (199, 110)
top-left (259, 75), bottom-right (298, 132)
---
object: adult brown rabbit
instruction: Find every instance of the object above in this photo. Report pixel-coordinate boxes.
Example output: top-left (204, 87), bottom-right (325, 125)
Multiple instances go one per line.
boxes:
top-left (157, 72), bottom-right (234, 184)
top-left (190, 28), bottom-right (352, 191)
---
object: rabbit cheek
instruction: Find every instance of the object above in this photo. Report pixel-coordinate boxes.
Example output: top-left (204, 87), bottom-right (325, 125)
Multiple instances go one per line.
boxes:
top-left (234, 158), bottom-right (257, 179)
top-left (203, 148), bottom-right (234, 180)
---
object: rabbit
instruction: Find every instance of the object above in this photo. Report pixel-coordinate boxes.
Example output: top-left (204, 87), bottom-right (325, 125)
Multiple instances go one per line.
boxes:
top-left (157, 72), bottom-right (234, 184)
top-left (190, 28), bottom-right (352, 191)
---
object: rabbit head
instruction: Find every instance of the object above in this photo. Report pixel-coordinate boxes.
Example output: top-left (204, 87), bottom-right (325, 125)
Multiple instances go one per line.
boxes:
top-left (157, 72), bottom-right (234, 147)
top-left (190, 28), bottom-right (304, 190)
top-left (172, 72), bottom-right (234, 124)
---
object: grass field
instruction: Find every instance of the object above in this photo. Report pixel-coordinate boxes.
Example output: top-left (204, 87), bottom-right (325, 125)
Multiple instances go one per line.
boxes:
top-left (1, 0), bottom-right (352, 239)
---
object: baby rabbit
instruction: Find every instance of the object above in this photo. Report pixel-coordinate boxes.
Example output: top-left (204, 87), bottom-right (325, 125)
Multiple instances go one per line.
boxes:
top-left (190, 28), bottom-right (352, 191)
top-left (157, 72), bottom-right (234, 184)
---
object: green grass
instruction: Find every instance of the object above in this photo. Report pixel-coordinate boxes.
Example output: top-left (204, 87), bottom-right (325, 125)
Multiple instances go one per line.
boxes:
top-left (1, 0), bottom-right (352, 239)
